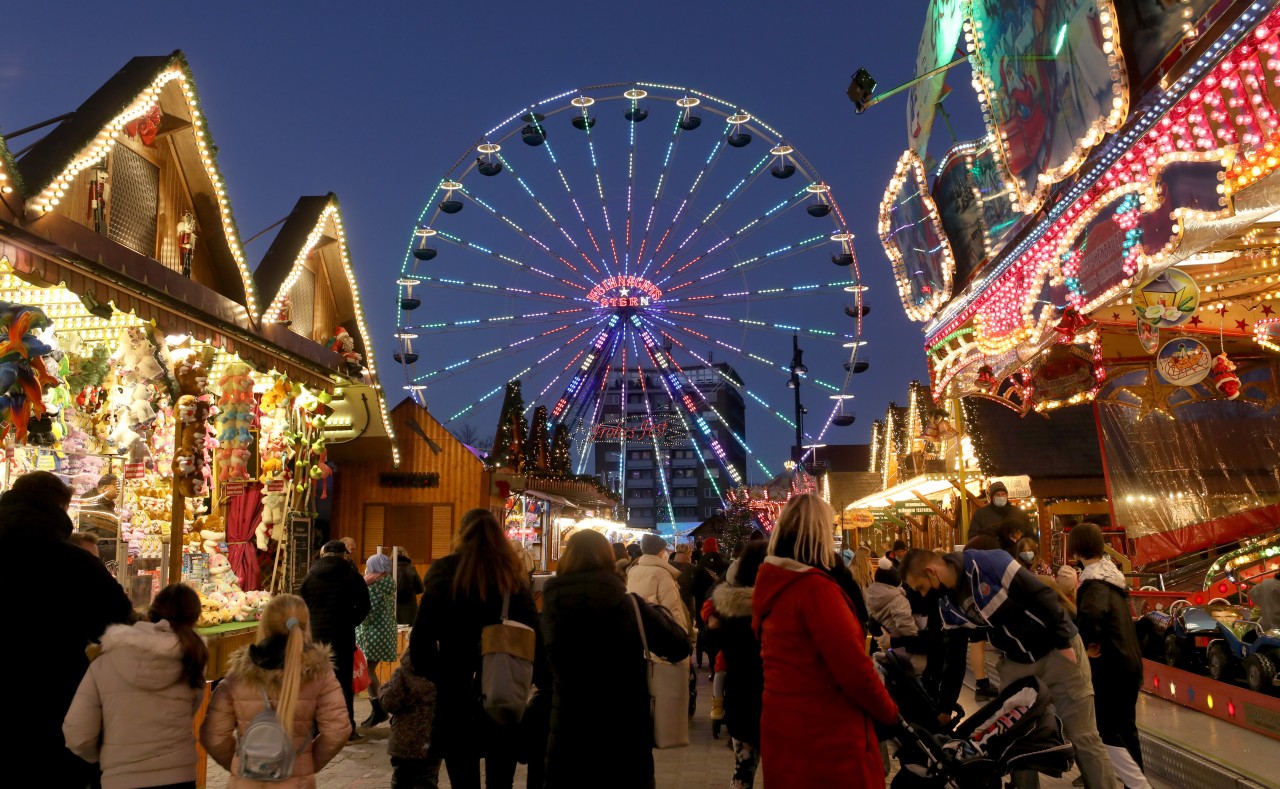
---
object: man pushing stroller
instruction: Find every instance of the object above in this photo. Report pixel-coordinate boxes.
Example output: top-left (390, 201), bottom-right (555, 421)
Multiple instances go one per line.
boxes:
top-left (902, 548), bottom-right (1116, 789)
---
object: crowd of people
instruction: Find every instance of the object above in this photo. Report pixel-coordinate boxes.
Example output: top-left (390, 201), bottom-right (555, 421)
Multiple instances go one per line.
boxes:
top-left (7, 466), bottom-right (1168, 789)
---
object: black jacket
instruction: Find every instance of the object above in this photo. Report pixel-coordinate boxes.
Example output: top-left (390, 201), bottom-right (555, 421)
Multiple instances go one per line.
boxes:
top-left (299, 554), bottom-right (370, 651)
top-left (395, 556), bottom-right (424, 626)
top-left (0, 497), bottom-right (133, 784)
top-left (1075, 572), bottom-right (1143, 691)
top-left (542, 569), bottom-right (690, 788)
top-left (691, 552), bottom-right (730, 602)
top-left (968, 502), bottom-right (1030, 542)
top-left (712, 582), bottom-right (762, 746)
top-left (408, 553), bottom-right (540, 755)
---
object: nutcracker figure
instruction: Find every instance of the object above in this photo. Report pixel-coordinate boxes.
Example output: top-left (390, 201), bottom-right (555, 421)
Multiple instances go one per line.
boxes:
top-left (177, 211), bottom-right (197, 278)
top-left (88, 166), bottom-right (109, 234)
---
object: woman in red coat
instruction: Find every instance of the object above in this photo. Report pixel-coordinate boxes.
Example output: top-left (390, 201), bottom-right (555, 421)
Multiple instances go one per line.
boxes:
top-left (752, 494), bottom-right (898, 788)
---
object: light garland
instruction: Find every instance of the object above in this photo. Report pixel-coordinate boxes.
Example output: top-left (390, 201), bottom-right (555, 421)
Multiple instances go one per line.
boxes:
top-left (1254, 315), bottom-right (1280, 352)
top-left (24, 56), bottom-right (259, 317)
top-left (964, 0), bottom-right (1129, 215)
top-left (926, 1), bottom-right (1275, 345)
top-left (0, 136), bottom-right (19, 197)
top-left (879, 149), bottom-right (956, 322)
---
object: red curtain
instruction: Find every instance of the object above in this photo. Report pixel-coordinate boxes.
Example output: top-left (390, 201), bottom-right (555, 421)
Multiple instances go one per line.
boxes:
top-left (226, 486), bottom-right (264, 591)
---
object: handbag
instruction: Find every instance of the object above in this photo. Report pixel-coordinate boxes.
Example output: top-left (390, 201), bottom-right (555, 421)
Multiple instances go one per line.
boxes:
top-left (629, 594), bottom-right (690, 749)
top-left (352, 647), bottom-right (371, 695)
top-left (479, 592), bottom-right (536, 726)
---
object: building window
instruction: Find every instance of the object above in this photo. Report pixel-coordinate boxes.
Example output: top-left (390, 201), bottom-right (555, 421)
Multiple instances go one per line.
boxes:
top-left (606, 394), bottom-right (620, 405)
top-left (108, 144), bottom-right (160, 257)
top-left (288, 266), bottom-right (317, 340)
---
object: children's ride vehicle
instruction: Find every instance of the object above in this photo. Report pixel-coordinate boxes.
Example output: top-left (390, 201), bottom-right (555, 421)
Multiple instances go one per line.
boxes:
top-left (1142, 601), bottom-right (1254, 669)
top-left (1205, 617), bottom-right (1280, 694)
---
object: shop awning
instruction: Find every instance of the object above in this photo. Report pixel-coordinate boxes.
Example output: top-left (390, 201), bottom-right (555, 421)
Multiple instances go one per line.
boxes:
top-left (848, 474), bottom-right (957, 511)
top-left (0, 218), bottom-right (343, 391)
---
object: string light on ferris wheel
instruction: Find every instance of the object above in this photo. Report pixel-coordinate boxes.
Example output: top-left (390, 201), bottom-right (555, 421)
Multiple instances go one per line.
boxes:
top-left (393, 82), bottom-right (870, 490)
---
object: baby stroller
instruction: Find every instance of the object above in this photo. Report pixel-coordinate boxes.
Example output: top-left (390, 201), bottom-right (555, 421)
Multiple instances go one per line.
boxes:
top-left (876, 650), bottom-right (1075, 788)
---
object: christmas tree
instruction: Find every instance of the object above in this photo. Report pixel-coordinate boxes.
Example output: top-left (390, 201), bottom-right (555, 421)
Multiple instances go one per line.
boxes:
top-left (489, 380), bottom-right (527, 470)
top-left (550, 422), bottom-right (571, 474)
top-left (524, 405), bottom-right (551, 474)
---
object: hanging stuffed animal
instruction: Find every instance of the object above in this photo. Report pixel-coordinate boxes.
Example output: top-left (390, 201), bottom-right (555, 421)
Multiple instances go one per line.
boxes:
top-left (1210, 352), bottom-right (1241, 400)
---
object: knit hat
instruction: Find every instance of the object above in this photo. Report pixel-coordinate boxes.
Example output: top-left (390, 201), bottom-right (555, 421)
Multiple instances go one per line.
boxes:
top-left (641, 533), bottom-right (667, 556)
top-left (877, 556), bottom-right (894, 571)
top-left (988, 480), bottom-right (1008, 495)
top-left (874, 565), bottom-right (901, 586)
top-left (366, 553), bottom-right (392, 574)
top-left (892, 540), bottom-right (907, 553)
top-left (703, 538), bottom-right (720, 554)
top-left (321, 540), bottom-right (348, 555)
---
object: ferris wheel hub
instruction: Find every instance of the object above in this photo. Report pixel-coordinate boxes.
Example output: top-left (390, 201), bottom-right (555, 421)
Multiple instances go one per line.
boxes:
top-left (586, 275), bottom-right (663, 311)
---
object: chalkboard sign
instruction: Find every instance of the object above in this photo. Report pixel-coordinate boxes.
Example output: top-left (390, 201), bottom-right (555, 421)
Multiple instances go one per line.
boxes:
top-left (286, 513), bottom-right (313, 594)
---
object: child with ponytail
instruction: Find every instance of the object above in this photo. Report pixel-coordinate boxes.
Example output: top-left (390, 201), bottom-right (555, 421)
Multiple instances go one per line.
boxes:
top-left (201, 594), bottom-right (351, 787)
top-left (64, 583), bottom-right (209, 789)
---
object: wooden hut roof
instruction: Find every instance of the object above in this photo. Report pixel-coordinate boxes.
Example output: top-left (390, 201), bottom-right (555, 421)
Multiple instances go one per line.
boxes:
top-left (255, 193), bottom-right (395, 457)
top-left (14, 51), bottom-right (260, 313)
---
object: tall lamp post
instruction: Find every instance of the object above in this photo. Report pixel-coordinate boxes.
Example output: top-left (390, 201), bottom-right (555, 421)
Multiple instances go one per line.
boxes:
top-left (787, 335), bottom-right (807, 457)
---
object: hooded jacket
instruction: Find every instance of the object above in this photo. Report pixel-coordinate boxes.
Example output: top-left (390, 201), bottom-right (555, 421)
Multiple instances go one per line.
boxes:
top-left (1250, 578), bottom-right (1280, 631)
top-left (968, 500), bottom-right (1030, 542)
top-left (379, 657), bottom-right (437, 760)
top-left (200, 640), bottom-right (351, 788)
top-left (63, 621), bottom-right (204, 789)
top-left (938, 549), bottom-right (1077, 664)
top-left (299, 554), bottom-right (371, 649)
top-left (0, 496), bottom-right (133, 785)
top-left (865, 582), bottom-right (918, 639)
top-left (752, 557), bottom-right (897, 788)
top-left (712, 581), bottom-right (763, 746)
top-left (626, 553), bottom-right (691, 634)
top-left (1075, 558), bottom-right (1142, 688)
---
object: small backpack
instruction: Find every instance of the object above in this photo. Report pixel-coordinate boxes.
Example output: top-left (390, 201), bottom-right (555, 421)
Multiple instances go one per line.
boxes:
top-left (236, 687), bottom-right (299, 781)
top-left (479, 592), bottom-right (536, 726)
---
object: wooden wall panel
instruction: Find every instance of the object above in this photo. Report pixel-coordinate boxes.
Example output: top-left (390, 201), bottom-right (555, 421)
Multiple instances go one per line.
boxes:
top-left (363, 504), bottom-right (386, 551)
top-left (431, 505), bottom-right (454, 559)
top-left (331, 400), bottom-right (491, 566)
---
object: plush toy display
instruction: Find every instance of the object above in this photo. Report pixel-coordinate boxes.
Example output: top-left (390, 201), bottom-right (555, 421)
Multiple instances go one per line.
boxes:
top-left (213, 361), bottom-right (255, 483)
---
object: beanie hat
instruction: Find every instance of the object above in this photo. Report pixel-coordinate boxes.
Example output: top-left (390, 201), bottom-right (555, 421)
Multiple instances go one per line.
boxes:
top-left (892, 540), bottom-right (907, 552)
top-left (703, 538), bottom-right (720, 554)
top-left (874, 566), bottom-right (901, 586)
top-left (641, 533), bottom-right (667, 556)
top-left (877, 556), bottom-right (894, 571)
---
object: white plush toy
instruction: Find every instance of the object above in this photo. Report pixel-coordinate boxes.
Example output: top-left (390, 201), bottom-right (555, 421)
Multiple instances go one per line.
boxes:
top-left (200, 528), bottom-right (225, 555)
top-left (260, 493), bottom-right (286, 543)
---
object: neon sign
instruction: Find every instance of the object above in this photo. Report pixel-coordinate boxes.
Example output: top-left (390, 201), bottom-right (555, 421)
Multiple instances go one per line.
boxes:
top-left (587, 275), bottom-right (663, 309)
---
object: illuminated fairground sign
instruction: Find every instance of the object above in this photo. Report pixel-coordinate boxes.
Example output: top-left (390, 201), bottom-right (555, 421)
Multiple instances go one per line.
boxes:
top-left (587, 275), bottom-right (663, 309)
top-left (581, 414), bottom-right (689, 445)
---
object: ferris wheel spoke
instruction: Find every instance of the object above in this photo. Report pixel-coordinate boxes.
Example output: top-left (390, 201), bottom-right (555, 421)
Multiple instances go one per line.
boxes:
top-left (649, 153), bottom-right (773, 279)
top-left (413, 316), bottom-right (604, 383)
top-left (443, 334), bottom-right (591, 425)
top-left (431, 230), bottom-right (590, 296)
top-left (407, 274), bottom-right (584, 305)
top-left (632, 113), bottom-right (688, 281)
top-left (660, 280), bottom-right (853, 306)
top-left (660, 232), bottom-right (832, 293)
top-left (549, 318), bottom-right (623, 422)
top-left (623, 330), bottom-right (680, 525)
top-left (573, 107), bottom-right (622, 274)
top-left (664, 187), bottom-right (811, 280)
top-left (565, 325), bottom-right (626, 473)
top-left (640, 131), bottom-right (731, 278)
top-left (662, 310), bottom-right (851, 345)
top-left (651, 317), bottom-right (846, 394)
top-left (490, 153), bottom-right (606, 278)
top-left (412, 307), bottom-right (595, 333)
top-left (457, 189), bottom-right (601, 288)
top-left (646, 319), bottom-right (811, 452)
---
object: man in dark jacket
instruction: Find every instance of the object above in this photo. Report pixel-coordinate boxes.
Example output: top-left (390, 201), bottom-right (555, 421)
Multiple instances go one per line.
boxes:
top-left (903, 548), bottom-right (1116, 789)
top-left (0, 471), bottom-right (133, 787)
top-left (301, 539), bottom-right (371, 736)
top-left (967, 480), bottom-right (1030, 543)
top-left (691, 538), bottom-right (730, 670)
top-left (1069, 523), bottom-right (1151, 789)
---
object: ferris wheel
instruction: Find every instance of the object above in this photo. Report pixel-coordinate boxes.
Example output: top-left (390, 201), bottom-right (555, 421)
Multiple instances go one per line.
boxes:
top-left (393, 82), bottom-right (870, 498)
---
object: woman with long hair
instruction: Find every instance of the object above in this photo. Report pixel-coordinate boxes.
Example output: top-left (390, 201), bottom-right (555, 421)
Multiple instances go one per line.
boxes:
top-left (850, 546), bottom-right (873, 590)
top-left (395, 547), bottom-right (425, 626)
top-left (357, 552), bottom-right (398, 729)
top-left (200, 594), bottom-right (351, 787)
top-left (542, 529), bottom-right (690, 789)
top-left (64, 583), bottom-right (208, 789)
top-left (752, 494), bottom-right (898, 788)
top-left (409, 508), bottom-right (538, 789)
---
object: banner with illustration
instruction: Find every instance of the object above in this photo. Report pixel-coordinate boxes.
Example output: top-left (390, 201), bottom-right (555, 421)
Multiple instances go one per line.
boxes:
top-left (907, 0), bottom-right (967, 156)
top-left (967, 0), bottom-right (1128, 214)
top-left (931, 138), bottom-right (1022, 287)
top-left (1114, 0), bottom-right (1220, 90)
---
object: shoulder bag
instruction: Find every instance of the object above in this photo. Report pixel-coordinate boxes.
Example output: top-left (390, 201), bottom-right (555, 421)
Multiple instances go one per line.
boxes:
top-left (629, 593), bottom-right (689, 748)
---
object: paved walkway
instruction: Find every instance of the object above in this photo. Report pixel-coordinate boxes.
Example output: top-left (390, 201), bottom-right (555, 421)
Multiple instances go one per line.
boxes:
top-left (206, 668), bottom-right (1175, 787)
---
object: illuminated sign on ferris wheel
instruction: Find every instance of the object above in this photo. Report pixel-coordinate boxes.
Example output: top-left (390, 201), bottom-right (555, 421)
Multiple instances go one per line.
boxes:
top-left (587, 275), bottom-right (663, 309)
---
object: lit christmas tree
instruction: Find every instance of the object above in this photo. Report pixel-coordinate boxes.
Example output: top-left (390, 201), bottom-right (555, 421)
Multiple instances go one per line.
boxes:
top-left (489, 380), bottom-right (527, 470)
top-left (550, 422), bottom-right (571, 475)
top-left (524, 405), bottom-right (551, 474)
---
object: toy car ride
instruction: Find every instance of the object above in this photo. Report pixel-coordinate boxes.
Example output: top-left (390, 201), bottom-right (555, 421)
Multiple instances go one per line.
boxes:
top-left (1205, 617), bottom-right (1280, 694)
top-left (1153, 601), bottom-right (1254, 670)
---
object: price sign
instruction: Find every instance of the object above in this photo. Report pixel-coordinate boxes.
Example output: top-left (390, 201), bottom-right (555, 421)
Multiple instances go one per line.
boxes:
top-left (267, 480), bottom-right (285, 493)
top-left (222, 482), bottom-right (246, 498)
top-left (36, 454), bottom-right (56, 471)
top-left (124, 463), bottom-right (146, 480)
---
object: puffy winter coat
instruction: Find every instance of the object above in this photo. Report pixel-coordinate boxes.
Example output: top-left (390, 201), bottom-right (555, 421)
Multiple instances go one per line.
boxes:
top-left (0, 496), bottom-right (133, 786)
top-left (1075, 558), bottom-right (1143, 691)
top-left (63, 621), bottom-right (204, 789)
top-left (865, 581), bottom-right (917, 638)
top-left (300, 555), bottom-right (371, 652)
top-left (379, 657), bottom-right (437, 760)
top-left (712, 582), bottom-right (762, 746)
top-left (752, 557), bottom-right (897, 788)
top-left (626, 554), bottom-right (692, 634)
top-left (408, 552), bottom-right (539, 757)
top-left (542, 569), bottom-right (690, 789)
top-left (200, 641), bottom-right (351, 788)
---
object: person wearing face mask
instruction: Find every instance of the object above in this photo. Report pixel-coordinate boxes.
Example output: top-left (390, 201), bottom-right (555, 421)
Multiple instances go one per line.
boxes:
top-left (968, 480), bottom-right (1031, 546)
top-left (902, 547), bottom-right (1116, 789)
